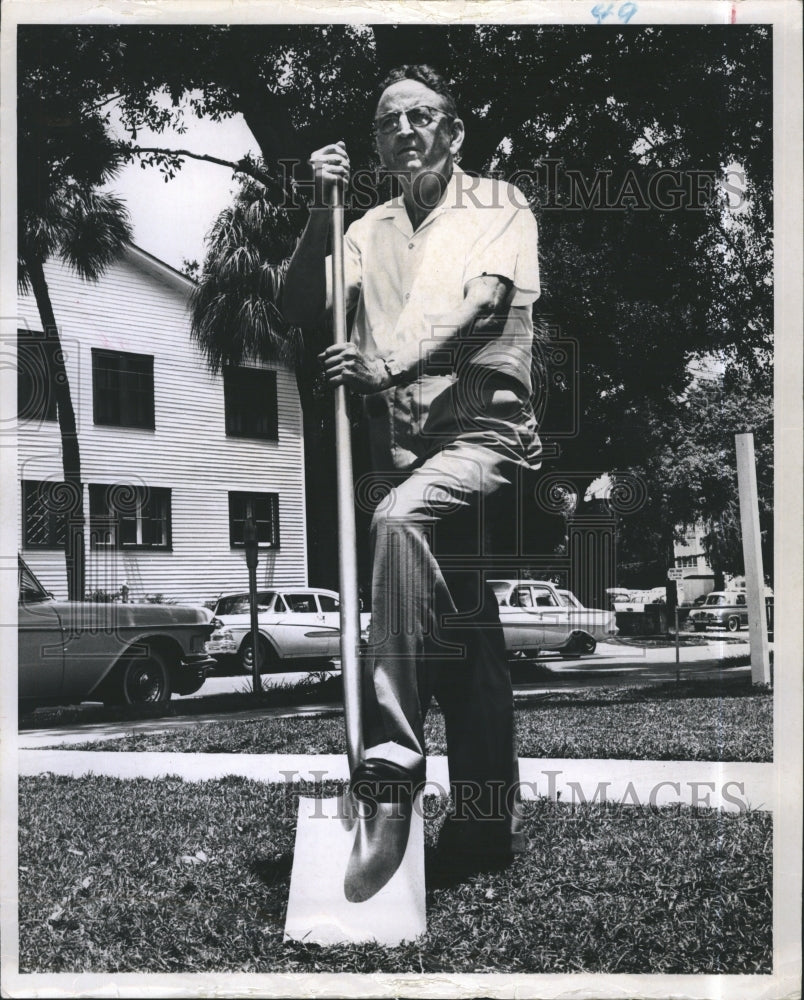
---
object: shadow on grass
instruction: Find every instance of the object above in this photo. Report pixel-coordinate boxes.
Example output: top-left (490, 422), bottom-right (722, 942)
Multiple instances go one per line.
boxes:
top-left (249, 851), bottom-right (293, 921)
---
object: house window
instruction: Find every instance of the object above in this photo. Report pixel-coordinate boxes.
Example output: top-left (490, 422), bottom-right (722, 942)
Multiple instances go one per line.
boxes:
top-left (92, 349), bottom-right (154, 429)
top-left (21, 480), bottom-right (78, 549)
top-left (18, 330), bottom-right (57, 423)
top-left (228, 491), bottom-right (280, 548)
top-left (224, 366), bottom-right (278, 440)
top-left (89, 483), bottom-right (172, 550)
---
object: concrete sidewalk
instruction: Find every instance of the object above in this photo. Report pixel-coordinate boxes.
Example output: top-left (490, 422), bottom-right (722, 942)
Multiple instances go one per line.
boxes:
top-left (18, 748), bottom-right (775, 815)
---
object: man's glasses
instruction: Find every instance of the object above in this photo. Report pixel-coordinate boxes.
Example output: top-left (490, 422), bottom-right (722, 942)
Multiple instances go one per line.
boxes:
top-left (374, 105), bottom-right (452, 135)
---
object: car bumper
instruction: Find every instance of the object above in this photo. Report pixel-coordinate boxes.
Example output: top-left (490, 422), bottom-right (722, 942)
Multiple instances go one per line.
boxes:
top-left (205, 636), bottom-right (238, 656)
top-left (180, 653), bottom-right (217, 676)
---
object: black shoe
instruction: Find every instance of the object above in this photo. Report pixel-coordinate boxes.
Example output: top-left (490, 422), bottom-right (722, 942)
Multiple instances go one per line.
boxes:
top-left (350, 757), bottom-right (426, 805)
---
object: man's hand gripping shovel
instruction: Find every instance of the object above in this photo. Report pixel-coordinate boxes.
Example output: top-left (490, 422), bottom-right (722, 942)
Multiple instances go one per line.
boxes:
top-left (284, 185), bottom-right (426, 946)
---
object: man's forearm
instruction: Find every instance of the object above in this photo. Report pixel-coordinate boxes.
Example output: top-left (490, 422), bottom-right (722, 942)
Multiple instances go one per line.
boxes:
top-left (281, 208), bottom-right (331, 327)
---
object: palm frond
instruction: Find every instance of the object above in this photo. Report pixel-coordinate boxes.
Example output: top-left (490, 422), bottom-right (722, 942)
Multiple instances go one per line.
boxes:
top-left (19, 182), bottom-right (132, 288)
top-left (190, 177), bottom-right (305, 372)
top-left (56, 187), bottom-right (133, 280)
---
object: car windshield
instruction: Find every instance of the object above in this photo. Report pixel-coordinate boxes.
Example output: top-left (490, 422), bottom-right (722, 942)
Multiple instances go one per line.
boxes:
top-left (19, 560), bottom-right (49, 604)
top-left (216, 592), bottom-right (276, 615)
top-left (704, 595), bottom-right (727, 606)
top-left (557, 589), bottom-right (583, 609)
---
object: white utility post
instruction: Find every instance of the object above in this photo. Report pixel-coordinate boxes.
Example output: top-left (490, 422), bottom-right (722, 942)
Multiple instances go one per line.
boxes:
top-left (735, 432), bottom-right (771, 685)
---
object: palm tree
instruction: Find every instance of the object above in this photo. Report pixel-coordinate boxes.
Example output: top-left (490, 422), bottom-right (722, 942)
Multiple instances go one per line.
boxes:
top-left (190, 177), bottom-right (346, 589)
top-left (18, 179), bottom-right (132, 599)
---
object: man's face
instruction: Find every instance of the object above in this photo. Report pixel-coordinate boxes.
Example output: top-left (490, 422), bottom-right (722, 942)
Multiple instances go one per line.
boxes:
top-left (374, 79), bottom-right (464, 181)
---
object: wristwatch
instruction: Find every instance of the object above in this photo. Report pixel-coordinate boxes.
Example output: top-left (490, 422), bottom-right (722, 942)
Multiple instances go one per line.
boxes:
top-left (380, 355), bottom-right (407, 388)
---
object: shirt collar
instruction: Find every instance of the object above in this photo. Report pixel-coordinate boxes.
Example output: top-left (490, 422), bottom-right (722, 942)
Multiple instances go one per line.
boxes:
top-left (376, 166), bottom-right (465, 234)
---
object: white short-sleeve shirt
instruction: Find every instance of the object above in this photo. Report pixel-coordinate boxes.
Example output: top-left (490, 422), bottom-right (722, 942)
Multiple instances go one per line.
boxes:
top-left (327, 168), bottom-right (541, 393)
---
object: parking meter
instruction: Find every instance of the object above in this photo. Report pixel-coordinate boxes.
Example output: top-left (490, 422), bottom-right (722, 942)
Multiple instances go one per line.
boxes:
top-left (243, 515), bottom-right (259, 570)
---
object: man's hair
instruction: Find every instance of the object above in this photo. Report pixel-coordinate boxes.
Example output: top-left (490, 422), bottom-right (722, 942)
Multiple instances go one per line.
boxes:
top-left (377, 65), bottom-right (458, 118)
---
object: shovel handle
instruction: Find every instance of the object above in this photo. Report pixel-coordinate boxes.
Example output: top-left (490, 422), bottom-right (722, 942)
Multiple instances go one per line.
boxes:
top-left (331, 184), bottom-right (364, 774)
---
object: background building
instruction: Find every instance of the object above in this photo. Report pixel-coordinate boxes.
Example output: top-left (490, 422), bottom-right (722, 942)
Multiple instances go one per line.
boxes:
top-left (17, 245), bottom-right (307, 604)
top-left (672, 524), bottom-right (716, 602)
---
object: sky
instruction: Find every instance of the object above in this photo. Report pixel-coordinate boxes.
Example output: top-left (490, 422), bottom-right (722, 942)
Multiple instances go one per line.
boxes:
top-left (105, 106), bottom-right (260, 272)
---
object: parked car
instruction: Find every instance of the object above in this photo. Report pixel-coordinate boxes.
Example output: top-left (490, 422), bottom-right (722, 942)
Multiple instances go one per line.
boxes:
top-left (605, 588), bottom-right (632, 610)
top-left (676, 593), bottom-right (709, 626)
top-left (615, 586), bottom-right (667, 608)
top-left (18, 557), bottom-right (216, 710)
top-left (687, 591), bottom-right (749, 632)
top-left (488, 580), bottom-right (618, 657)
top-left (206, 588), bottom-right (372, 672)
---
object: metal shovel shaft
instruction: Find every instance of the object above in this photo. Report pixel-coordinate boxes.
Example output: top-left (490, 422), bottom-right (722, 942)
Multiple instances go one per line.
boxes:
top-left (331, 186), bottom-right (363, 775)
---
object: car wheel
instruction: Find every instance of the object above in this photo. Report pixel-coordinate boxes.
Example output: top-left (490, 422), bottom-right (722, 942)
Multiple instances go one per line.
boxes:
top-left (173, 674), bottom-right (205, 696)
top-left (116, 647), bottom-right (172, 706)
top-left (560, 632), bottom-right (597, 657)
top-left (726, 615), bottom-right (741, 633)
top-left (240, 636), bottom-right (277, 674)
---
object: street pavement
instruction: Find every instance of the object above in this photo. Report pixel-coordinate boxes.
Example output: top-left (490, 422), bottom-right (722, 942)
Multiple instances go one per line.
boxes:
top-left (182, 634), bottom-right (753, 701)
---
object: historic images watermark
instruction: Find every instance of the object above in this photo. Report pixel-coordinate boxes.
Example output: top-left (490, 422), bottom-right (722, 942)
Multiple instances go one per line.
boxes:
top-left (275, 769), bottom-right (751, 819)
top-left (279, 161), bottom-right (748, 214)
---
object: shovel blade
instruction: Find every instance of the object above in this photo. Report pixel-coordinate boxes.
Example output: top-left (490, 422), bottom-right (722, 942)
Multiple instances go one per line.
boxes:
top-left (284, 791), bottom-right (426, 946)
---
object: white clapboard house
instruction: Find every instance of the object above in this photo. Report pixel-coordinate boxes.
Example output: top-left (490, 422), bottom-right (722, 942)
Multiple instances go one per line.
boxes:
top-left (17, 244), bottom-right (307, 604)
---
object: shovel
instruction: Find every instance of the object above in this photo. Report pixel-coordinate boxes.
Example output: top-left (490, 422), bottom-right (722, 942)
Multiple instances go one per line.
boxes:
top-left (283, 185), bottom-right (426, 946)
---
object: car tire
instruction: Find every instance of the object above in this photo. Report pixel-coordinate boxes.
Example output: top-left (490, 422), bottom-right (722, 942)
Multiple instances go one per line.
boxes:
top-left (560, 632), bottom-right (597, 657)
top-left (240, 636), bottom-right (277, 674)
top-left (173, 674), bottom-right (205, 696)
top-left (726, 616), bottom-right (741, 633)
top-left (109, 647), bottom-right (172, 706)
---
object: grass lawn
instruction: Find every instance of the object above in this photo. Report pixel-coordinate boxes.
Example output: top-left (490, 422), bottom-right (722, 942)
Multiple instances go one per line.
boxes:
top-left (52, 679), bottom-right (773, 762)
top-left (19, 774), bottom-right (771, 975)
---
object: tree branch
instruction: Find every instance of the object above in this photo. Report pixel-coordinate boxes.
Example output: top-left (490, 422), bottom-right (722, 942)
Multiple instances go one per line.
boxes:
top-left (124, 145), bottom-right (275, 186)
top-left (88, 93), bottom-right (122, 113)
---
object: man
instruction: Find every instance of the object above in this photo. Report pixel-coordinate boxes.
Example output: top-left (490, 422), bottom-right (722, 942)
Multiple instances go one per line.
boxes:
top-left (282, 65), bottom-right (541, 871)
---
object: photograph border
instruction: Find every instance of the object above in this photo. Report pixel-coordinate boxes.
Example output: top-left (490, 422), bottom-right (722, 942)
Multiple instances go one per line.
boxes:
top-left (1, 2), bottom-right (801, 997)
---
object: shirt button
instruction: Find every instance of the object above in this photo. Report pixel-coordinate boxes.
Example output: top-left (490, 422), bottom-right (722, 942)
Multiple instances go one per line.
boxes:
top-left (408, 242), bottom-right (414, 249)
top-left (405, 293), bottom-right (410, 301)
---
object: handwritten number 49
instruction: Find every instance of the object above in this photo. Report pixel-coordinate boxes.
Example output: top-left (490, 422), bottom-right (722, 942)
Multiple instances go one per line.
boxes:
top-left (592, 2), bottom-right (638, 23)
